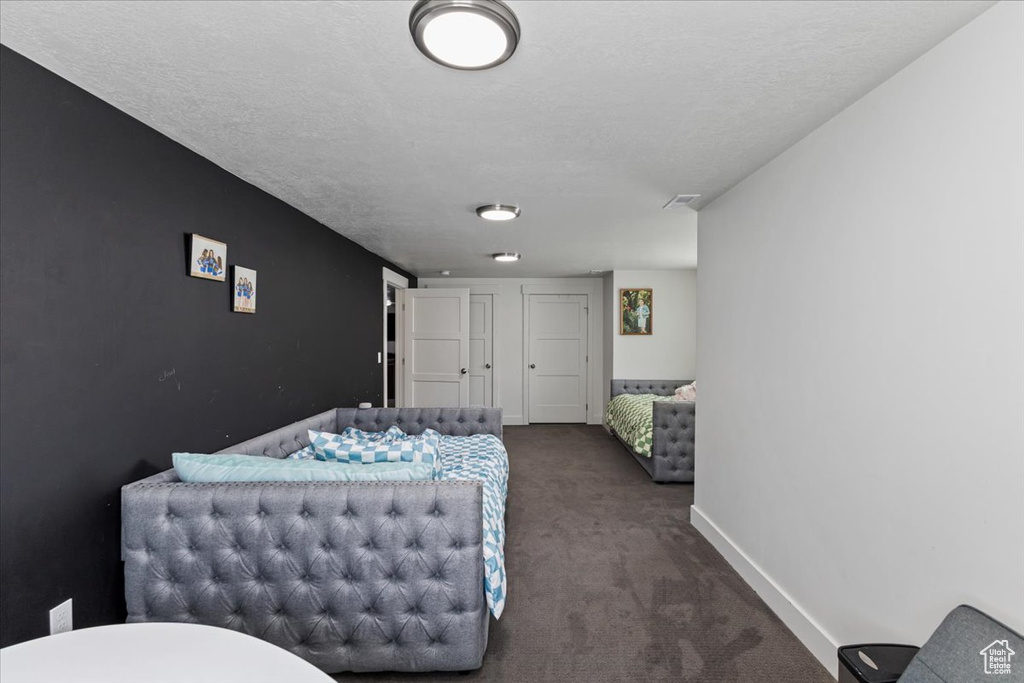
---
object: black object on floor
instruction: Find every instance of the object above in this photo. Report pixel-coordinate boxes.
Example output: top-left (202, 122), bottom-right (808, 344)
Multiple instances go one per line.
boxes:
top-left (336, 424), bottom-right (833, 683)
top-left (838, 645), bottom-right (919, 683)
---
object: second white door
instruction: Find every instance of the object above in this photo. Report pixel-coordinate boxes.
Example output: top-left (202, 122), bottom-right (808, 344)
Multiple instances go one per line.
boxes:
top-left (527, 294), bottom-right (588, 423)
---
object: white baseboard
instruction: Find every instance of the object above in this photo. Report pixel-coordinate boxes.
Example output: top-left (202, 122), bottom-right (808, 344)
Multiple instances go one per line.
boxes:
top-left (689, 505), bottom-right (839, 679)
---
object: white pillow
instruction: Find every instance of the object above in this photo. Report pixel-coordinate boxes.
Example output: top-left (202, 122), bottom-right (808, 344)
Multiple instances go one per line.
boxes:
top-left (674, 382), bottom-right (696, 401)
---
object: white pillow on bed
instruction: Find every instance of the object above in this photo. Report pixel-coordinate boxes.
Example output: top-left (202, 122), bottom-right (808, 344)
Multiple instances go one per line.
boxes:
top-left (674, 382), bottom-right (696, 401)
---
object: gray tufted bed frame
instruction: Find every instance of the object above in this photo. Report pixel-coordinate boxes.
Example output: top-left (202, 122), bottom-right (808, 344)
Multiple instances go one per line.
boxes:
top-left (609, 380), bottom-right (695, 483)
top-left (121, 407), bottom-right (503, 674)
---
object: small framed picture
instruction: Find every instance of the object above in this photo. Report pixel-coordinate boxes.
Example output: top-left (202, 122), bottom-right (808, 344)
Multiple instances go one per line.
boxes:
top-left (189, 234), bottom-right (227, 282)
top-left (233, 266), bottom-right (257, 314)
top-left (620, 288), bottom-right (653, 335)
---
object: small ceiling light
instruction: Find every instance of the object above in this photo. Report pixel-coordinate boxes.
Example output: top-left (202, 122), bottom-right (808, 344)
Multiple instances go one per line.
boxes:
top-left (440, 270), bottom-right (452, 276)
top-left (476, 204), bottom-right (521, 221)
top-left (493, 252), bottom-right (521, 262)
top-left (410, 0), bottom-right (521, 71)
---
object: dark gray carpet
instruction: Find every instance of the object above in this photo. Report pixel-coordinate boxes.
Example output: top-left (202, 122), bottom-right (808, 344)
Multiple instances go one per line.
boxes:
top-left (337, 424), bottom-right (832, 682)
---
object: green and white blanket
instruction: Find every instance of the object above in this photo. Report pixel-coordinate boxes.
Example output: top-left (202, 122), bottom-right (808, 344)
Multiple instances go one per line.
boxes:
top-left (605, 393), bottom-right (675, 457)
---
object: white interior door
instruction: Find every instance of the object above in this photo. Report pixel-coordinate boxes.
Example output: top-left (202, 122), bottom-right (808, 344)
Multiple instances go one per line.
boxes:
top-left (469, 294), bottom-right (494, 407)
top-left (527, 294), bottom-right (588, 423)
top-left (403, 288), bottom-right (470, 407)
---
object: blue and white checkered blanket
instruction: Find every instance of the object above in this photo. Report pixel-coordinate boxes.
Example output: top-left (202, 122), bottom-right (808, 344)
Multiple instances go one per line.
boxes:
top-left (290, 432), bottom-right (509, 618)
top-left (437, 434), bottom-right (509, 619)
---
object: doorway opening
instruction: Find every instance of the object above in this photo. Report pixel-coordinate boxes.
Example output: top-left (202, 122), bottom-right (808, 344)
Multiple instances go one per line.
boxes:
top-left (382, 267), bottom-right (409, 409)
top-left (386, 284), bottom-right (398, 407)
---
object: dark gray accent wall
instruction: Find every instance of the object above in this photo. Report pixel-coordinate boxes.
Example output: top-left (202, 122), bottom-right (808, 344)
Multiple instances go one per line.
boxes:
top-left (0, 45), bottom-right (415, 646)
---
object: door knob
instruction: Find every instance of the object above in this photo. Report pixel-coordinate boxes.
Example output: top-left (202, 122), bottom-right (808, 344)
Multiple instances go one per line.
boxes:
top-left (530, 364), bottom-right (536, 369)
top-left (460, 368), bottom-right (468, 374)
top-left (485, 363), bottom-right (492, 369)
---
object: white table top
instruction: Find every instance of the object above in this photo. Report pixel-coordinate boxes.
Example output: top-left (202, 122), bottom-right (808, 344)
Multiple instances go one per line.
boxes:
top-left (0, 623), bottom-right (334, 683)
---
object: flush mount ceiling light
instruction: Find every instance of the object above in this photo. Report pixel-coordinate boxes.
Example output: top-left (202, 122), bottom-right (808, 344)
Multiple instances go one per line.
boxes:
top-left (476, 204), bottom-right (521, 221)
top-left (410, 0), bottom-right (521, 70)
top-left (492, 252), bottom-right (521, 262)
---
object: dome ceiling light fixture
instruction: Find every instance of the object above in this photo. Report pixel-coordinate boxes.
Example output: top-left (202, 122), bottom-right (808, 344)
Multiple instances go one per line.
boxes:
top-left (476, 203), bottom-right (521, 221)
top-left (492, 252), bottom-right (521, 262)
top-left (410, 0), bottom-right (521, 71)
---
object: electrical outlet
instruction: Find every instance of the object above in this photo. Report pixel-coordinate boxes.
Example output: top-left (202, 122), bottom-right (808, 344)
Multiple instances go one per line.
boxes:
top-left (49, 598), bottom-right (72, 635)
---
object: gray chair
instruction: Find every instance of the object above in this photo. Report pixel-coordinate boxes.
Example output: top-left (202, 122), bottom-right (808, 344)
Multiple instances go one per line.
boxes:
top-left (838, 605), bottom-right (1023, 683)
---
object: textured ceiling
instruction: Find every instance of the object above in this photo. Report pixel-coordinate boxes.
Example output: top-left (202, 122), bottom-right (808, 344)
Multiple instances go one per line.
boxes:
top-left (0, 1), bottom-right (994, 277)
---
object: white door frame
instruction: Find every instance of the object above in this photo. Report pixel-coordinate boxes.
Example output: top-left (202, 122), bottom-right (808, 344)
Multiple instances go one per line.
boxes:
top-left (525, 293), bottom-right (589, 423)
top-left (424, 284), bottom-right (502, 411)
top-left (382, 267), bottom-right (409, 408)
top-left (522, 283), bottom-right (602, 424)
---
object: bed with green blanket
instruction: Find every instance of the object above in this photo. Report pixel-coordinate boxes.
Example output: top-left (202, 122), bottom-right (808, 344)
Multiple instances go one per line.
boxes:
top-left (606, 380), bottom-right (695, 483)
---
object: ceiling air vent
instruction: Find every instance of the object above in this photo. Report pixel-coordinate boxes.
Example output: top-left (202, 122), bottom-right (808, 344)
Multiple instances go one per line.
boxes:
top-left (663, 194), bottom-right (700, 209)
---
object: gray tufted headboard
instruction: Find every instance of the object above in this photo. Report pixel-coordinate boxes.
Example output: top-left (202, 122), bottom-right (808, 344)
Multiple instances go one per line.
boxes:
top-left (611, 379), bottom-right (692, 397)
top-left (337, 407), bottom-right (503, 439)
top-left (213, 407), bottom-right (504, 461)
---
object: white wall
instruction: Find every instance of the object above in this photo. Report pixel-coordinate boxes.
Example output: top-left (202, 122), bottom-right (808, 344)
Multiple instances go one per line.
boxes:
top-left (418, 277), bottom-right (605, 425)
top-left (693, 2), bottom-right (1024, 677)
top-left (610, 270), bottom-right (697, 380)
top-left (601, 269), bottom-right (698, 414)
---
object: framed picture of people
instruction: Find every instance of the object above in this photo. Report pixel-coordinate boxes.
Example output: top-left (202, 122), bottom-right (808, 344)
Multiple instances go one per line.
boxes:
top-left (620, 288), bottom-right (653, 335)
top-left (189, 234), bottom-right (227, 282)
top-left (233, 266), bottom-right (257, 314)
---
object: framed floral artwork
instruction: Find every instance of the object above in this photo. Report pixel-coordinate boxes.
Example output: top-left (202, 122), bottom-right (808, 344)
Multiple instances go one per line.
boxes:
top-left (620, 288), bottom-right (652, 335)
